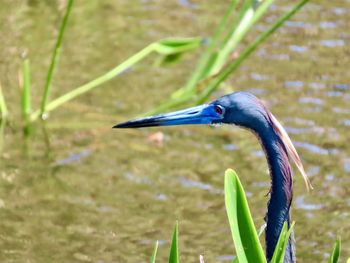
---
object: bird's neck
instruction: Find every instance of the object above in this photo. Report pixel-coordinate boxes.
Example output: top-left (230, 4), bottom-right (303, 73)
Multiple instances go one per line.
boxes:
top-left (258, 126), bottom-right (295, 263)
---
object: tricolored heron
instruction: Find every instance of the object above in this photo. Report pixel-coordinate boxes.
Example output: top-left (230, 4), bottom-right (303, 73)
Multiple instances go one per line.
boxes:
top-left (114, 91), bottom-right (312, 263)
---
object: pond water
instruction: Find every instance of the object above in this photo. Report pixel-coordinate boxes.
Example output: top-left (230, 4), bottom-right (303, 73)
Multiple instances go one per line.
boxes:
top-left (0, 0), bottom-right (349, 262)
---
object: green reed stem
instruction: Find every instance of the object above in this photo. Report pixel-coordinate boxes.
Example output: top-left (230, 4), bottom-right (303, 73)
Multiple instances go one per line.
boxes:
top-left (31, 44), bottom-right (155, 121)
top-left (196, 0), bottom-right (310, 103)
top-left (211, 0), bottom-right (274, 73)
top-left (22, 59), bottom-right (31, 123)
top-left (40, 0), bottom-right (74, 117)
top-left (31, 37), bottom-right (201, 121)
top-left (147, 0), bottom-right (309, 115)
top-left (0, 117), bottom-right (5, 153)
top-left (172, 0), bottom-right (238, 98)
top-left (168, 222), bottom-right (179, 263)
top-left (150, 240), bottom-right (159, 263)
top-left (0, 82), bottom-right (8, 119)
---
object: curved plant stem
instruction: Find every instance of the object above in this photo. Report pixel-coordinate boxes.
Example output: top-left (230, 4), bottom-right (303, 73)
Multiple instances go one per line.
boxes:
top-left (22, 59), bottom-right (31, 123)
top-left (211, 0), bottom-right (274, 73)
top-left (40, 0), bottom-right (74, 117)
top-left (150, 240), bottom-right (159, 263)
top-left (147, 0), bottom-right (310, 115)
top-left (172, 0), bottom-right (238, 99)
top-left (0, 82), bottom-right (8, 119)
top-left (196, 0), bottom-right (310, 104)
top-left (31, 44), bottom-right (155, 121)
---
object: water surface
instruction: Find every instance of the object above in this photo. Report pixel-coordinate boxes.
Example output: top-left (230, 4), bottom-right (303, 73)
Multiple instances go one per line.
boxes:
top-left (0, 0), bottom-right (349, 262)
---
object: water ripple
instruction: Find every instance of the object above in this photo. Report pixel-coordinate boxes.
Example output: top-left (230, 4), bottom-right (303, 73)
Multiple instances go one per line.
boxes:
top-left (326, 91), bottom-right (343, 97)
top-left (299, 97), bottom-right (324, 105)
top-left (285, 21), bottom-right (312, 28)
top-left (332, 107), bottom-right (350, 114)
top-left (295, 196), bottom-right (324, 210)
top-left (55, 149), bottom-right (92, 166)
top-left (284, 117), bottom-right (315, 126)
top-left (332, 7), bottom-right (347, 15)
top-left (334, 83), bottom-right (350, 91)
top-left (285, 80), bottom-right (303, 88)
top-left (222, 144), bottom-right (237, 151)
top-left (177, 0), bottom-right (197, 9)
top-left (307, 166), bottom-right (320, 177)
top-left (294, 141), bottom-right (338, 156)
top-left (178, 177), bottom-right (222, 194)
top-left (289, 45), bottom-right (308, 53)
top-left (246, 88), bottom-right (267, 95)
top-left (250, 72), bottom-right (269, 81)
top-left (343, 159), bottom-right (350, 173)
top-left (320, 39), bottom-right (345, 47)
top-left (284, 126), bottom-right (323, 135)
top-left (340, 119), bottom-right (350, 126)
top-left (310, 82), bottom-right (326, 90)
top-left (216, 255), bottom-right (235, 261)
top-left (320, 21), bottom-right (337, 29)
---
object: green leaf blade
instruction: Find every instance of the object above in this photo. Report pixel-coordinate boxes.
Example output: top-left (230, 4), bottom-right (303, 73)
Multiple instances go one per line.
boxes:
top-left (40, 0), bottom-right (75, 117)
top-left (196, 0), bottom-right (310, 104)
top-left (155, 37), bottom-right (203, 56)
top-left (150, 240), bottom-right (159, 263)
top-left (0, 82), bottom-right (8, 119)
top-left (224, 169), bottom-right (266, 263)
top-left (21, 58), bottom-right (31, 122)
top-left (270, 222), bottom-right (294, 263)
top-left (168, 222), bottom-right (179, 263)
top-left (328, 237), bottom-right (341, 263)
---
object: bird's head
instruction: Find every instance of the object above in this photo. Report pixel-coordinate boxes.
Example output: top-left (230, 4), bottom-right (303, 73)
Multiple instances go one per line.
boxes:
top-left (210, 92), bottom-right (272, 131)
top-left (114, 91), bottom-right (312, 191)
top-left (113, 92), bottom-right (267, 130)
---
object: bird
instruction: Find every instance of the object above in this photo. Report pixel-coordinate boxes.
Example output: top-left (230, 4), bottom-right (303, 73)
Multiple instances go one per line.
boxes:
top-left (113, 91), bottom-right (312, 263)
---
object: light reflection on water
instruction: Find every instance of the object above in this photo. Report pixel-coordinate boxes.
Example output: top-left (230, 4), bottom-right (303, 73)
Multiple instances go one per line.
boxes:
top-left (289, 45), bottom-right (308, 53)
top-left (320, 39), bottom-right (345, 47)
top-left (295, 196), bottom-right (324, 210)
top-left (294, 141), bottom-right (339, 156)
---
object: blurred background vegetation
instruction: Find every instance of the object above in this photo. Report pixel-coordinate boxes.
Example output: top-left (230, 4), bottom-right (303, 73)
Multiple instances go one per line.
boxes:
top-left (0, 0), bottom-right (349, 262)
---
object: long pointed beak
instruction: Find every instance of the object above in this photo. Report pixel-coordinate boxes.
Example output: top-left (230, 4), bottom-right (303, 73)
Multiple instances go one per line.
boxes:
top-left (113, 104), bottom-right (222, 129)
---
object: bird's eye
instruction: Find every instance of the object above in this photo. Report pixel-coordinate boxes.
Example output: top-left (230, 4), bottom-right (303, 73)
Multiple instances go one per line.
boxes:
top-left (214, 105), bottom-right (224, 115)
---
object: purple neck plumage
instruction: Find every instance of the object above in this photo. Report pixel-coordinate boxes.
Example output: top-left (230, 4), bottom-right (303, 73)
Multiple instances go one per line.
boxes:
top-left (256, 115), bottom-right (295, 263)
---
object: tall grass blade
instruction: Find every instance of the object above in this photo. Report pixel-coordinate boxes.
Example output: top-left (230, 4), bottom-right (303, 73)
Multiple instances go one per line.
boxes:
top-left (230, 223), bottom-right (265, 263)
top-left (197, 0), bottom-right (309, 104)
top-left (150, 240), bottom-right (159, 263)
top-left (0, 118), bottom-right (5, 153)
top-left (0, 82), bottom-right (8, 119)
top-left (169, 221), bottom-right (179, 263)
top-left (33, 43), bottom-right (154, 121)
top-left (40, 0), bottom-right (74, 117)
top-left (173, 0), bottom-right (238, 98)
top-left (328, 237), bottom-right (341, 263)
top-left (212, 0), bottom-right (256, 73)
top-left (31, 37), bottom-right (201, 121)
top-left (155, 37), bottom-right (202, 66)
top-left (270, 222), bottom-right (295, 263)
top-left (257, 223), bottom-right (267, 237)
top-left (154, 38), bottom-right (202, 55)
top-left (224, 169), bottom-right (266, 263)
top-left (147, 0), bottom-right (309, 114)
top-left (21, 59), bottom-right (31, 123)
top-left (212, 0), bottom-right (275, 73)
top-left (197, 0), bottom-right (310, 103)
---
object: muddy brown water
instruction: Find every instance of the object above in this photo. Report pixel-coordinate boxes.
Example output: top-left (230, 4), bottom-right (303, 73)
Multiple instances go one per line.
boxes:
top-left (0, 0), bottom-right (349, 262)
